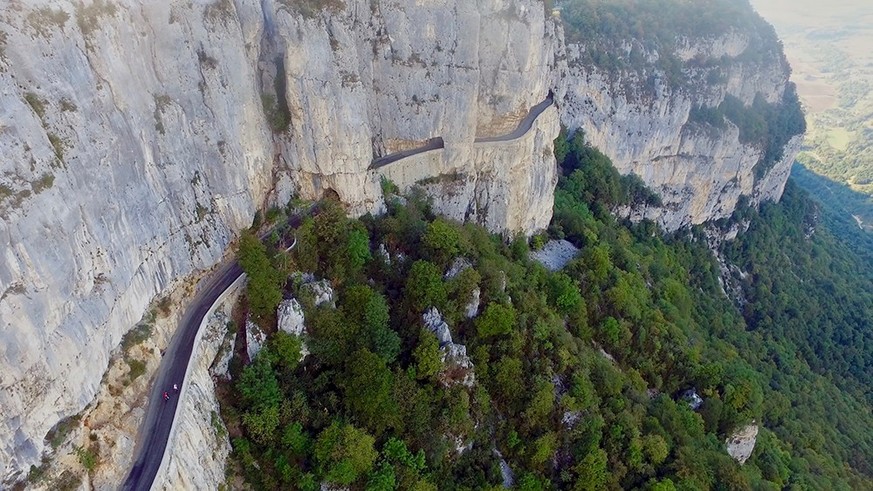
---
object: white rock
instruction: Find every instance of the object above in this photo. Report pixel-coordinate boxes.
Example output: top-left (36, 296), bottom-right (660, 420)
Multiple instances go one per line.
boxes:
top-left (494, 449), bottom-right (515, 488)
top-left (421, 308), bottom-right (475, 387)
top-left (440, 343), bottom-right (476, 388)
top-left (245, 318), bottom-right (266, 362)
top-left (303, 280), bottom-right (335, 309)
top-left (530, 240), bottom-right (580, 271)
top-left (726, 424), bottom-right (759, 465)
top-left (423, 307), bottom-right (453, 346)
top-left (562, 411), bottom-right (582, 428)
top-left (277, 298), bottom-right (305, 336)
top-left (445, 257), bottom-right (472, 280)
top-left (465, 288), bottom-right (480, 319)
top-left (682, 389), bottom-right (704, 411)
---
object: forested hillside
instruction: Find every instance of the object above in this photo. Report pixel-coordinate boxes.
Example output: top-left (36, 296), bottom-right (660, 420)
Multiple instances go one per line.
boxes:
top-left (217, 131), bottom-right (872, 490)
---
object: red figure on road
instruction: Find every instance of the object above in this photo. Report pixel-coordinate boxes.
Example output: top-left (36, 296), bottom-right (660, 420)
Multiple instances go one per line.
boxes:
top-left (163, 391), bottom-right (169, 401)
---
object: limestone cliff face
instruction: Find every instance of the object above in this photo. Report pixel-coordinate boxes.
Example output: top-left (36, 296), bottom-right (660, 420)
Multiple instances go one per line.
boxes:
top-left (556, 23), bottom-right (803, 230)
top-left (269, 0), bottom-right (559, 228)
top-left (0, 0), bottom-right (272, 481)
top-left (0, 0), bottom-right (559, 482)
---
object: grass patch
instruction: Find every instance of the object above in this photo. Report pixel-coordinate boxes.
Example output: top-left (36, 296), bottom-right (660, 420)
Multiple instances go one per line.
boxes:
top-left (204, 0), bottom-right (234, 22)
top-left (59, 99), bottom-right (77, 112)
top-left (47, 132), bottom-right (65, 163)
top-left (125, 358), bottom-right (146, 382)
top-left (76, 0), bottom-right (117, 47)
top-left (260, 94), bottom-right (289, 133)
top-left (211, 410), bottom-right (228, 439)
top-left (45, 414), bottom-right (81, 450)
top-left (156, 296), bottom-right (173, 317)
top-left (32, 173), bottom-right (54, 193)
top-left (416, 172), bottom-right (464, 186)
top-left (51, 470), bottom-right (81, 491)
top-left (279, 0), bottom-right (346, 18)
top-left (0, 183), bottom-right (13, 200)
top-left (153, 94), bottom-right (172, 135)
top-left (27, 7), bottom-right (70, 37)
top-left (24, 92), bottom-right (47, 120)
top-left (71, 445), bottom-right (97, 472)
top-left (120, 322), bottom-right (153, 353)
top-left (26, 458), bottom-right (50, 484)
top-left (380, 176), bottom-right (399, 196)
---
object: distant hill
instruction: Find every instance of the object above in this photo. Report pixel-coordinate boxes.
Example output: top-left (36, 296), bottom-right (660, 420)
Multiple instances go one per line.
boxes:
top-left (751, 0), bottom-right (873, 196)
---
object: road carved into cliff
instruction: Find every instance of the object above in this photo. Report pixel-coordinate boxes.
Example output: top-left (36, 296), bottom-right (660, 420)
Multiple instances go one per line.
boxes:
top-left (122, 219), bottom-right (302, 491)
top-left (369, 95), bottom-right (554, 171)
top-left (122, 260), bottom-right (243, 491)
top-left (123, 96), bottom-right (553, 489)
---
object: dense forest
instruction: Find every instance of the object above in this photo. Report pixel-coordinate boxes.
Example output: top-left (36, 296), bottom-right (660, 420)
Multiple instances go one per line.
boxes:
top-left (559, 0), bottom-right (784, 87)
top-left (791, 163), bottom-right (873, 236)
top-left (218, 131), bottom-right (872, 490)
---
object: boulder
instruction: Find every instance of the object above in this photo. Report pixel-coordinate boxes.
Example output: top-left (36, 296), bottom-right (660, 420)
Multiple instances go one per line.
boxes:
top-left (245, 318), bottom-right (266, 362)
top-left (423, 307), bottom-right (453, 346)
top-left (465, 288), bottom-right (481, 319)
top-left (445, 257), bottom-right (472, 279)
top-left (277, 299), bottom-right (305, 336)
top-left (726, 424), bottom-right (759, 465)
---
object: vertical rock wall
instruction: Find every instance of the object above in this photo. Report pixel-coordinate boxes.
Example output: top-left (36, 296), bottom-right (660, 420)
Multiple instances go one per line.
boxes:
top-left (556, 23), bottom-right (803, 230)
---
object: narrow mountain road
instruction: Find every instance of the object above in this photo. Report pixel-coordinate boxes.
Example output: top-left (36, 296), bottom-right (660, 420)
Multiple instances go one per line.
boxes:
top-left (122, 260), bottom-right (243, 491)
top-left (369, 94), bottom-right (554, 170)
top-left (473, 95), bottom-right (554, 143)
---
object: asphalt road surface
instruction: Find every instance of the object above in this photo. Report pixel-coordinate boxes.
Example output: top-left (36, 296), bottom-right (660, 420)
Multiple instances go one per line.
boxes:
top-left (368, 95), bottom-right (554, 170)
top-left (122, 260), bottom-right (243, 491)
top-left (473, 96), bottom-right (554, 143)
top-left (370, 137), bottom-right (445, 170)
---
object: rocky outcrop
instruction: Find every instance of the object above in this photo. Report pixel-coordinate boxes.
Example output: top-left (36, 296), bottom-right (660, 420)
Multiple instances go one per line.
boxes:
top-left (245, 317), bottom-right (266, 362)
top-left (726, 423), bottom-right (759, 465)
top-left (277, 298), bottom-right (309, 359)
top-left (422, 308), bottom-right (475, 388)
top-left (277, 298), bottom-right (305, 337)
top-left (556, 20), bottom-right (803, 230)
top-left (530, 239), bottom-right (579, 271)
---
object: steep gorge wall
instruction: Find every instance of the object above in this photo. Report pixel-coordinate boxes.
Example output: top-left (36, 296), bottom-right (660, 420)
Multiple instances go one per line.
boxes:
top-left (269, 0), bottom-right (559, 222)
top-left (554, 11), bottom-right (804, 230)
top-left (0, 0), bottom-right (273, 481)
top-left (0, 0), bottom-right (559, 482)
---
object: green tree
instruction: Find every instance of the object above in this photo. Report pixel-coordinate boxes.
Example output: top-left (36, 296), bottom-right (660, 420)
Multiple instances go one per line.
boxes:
top-left (422, 218), bottom-right (461, 263)
top-left (346, 223), bottom-right (372, 276)
top-left (238, 231), bottom-right (282, 318)
top-left (573, 448), bottom-right (608, 491)
top-left (266, 331), bottom-right (302, 373)
top-left (413, 329), bottom-right (441, 381)
top-left (404, 260), bottom-right (447, 312)
top-left (548, 272), bottom-right (583, 314)
top-left (474, 303), bottom-right (516, 338)
top-left (342, 349), bottom-right (400, 434)
top-left (344, 285), bottom-right (400, 362)
top-left (314, 421), bottom-right (378, 486)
